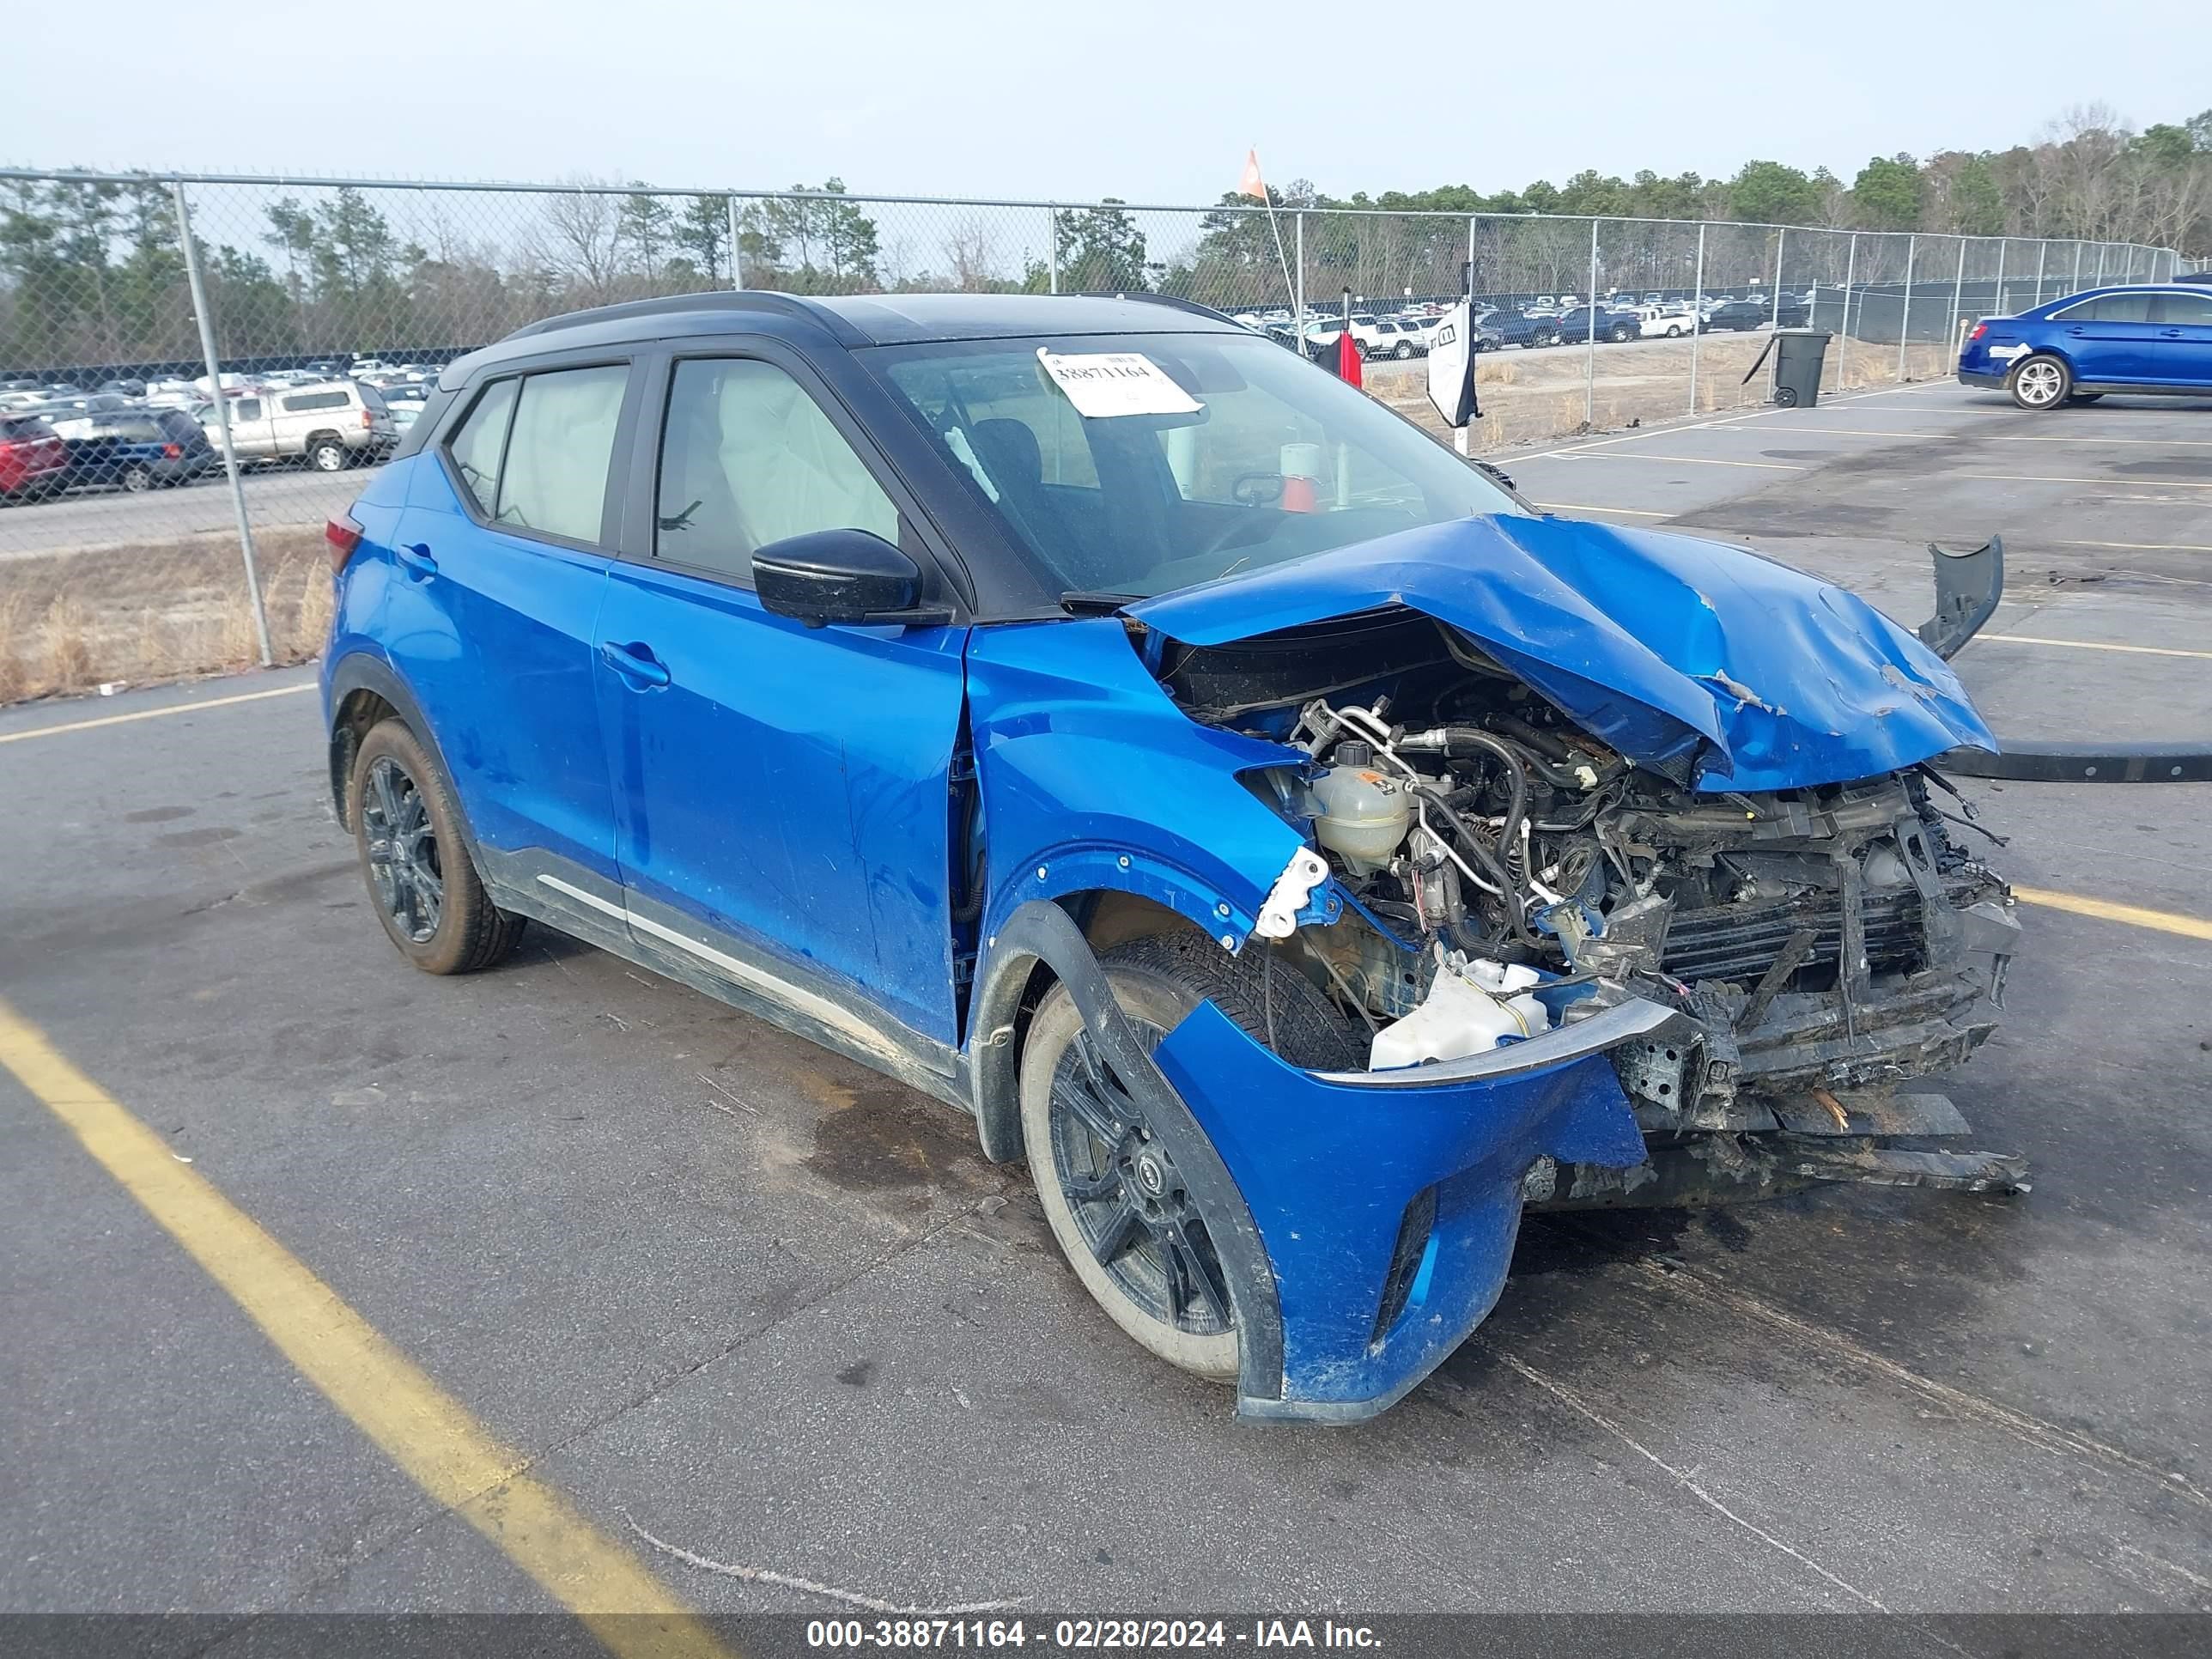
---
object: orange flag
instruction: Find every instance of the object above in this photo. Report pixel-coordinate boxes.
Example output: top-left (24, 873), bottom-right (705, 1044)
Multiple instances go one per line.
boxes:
top-left (1237, 149), bottom-right (1267, 201)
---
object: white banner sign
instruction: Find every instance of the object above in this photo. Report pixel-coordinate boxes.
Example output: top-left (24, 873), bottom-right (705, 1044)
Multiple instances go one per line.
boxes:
top-left (1425, 301), bottom-right (1478, 430)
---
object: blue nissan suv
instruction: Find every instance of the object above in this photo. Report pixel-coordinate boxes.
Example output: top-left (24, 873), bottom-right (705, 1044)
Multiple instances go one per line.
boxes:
top-left (1958, 283), bottom-right (2212, 409)
top-left (323, 291), bottom-right (2025, 1421)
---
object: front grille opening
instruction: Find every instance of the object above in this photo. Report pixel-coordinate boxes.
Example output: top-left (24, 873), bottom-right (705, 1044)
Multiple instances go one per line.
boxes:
top-left (1662, 888), bottom-right (1926, 990)
top-left (1370, 1185), bottom-right (1439, 1349)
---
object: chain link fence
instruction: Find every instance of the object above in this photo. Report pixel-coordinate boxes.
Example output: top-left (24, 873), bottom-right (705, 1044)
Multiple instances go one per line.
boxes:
top-left (0, 167), bottom-right (2179, 701)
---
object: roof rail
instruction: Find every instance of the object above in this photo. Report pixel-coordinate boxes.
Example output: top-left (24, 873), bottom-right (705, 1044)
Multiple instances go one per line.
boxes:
top-left (1107, 292), bottom-right (1243, 328)
top-left (503, 289), bottom-right (868, 346)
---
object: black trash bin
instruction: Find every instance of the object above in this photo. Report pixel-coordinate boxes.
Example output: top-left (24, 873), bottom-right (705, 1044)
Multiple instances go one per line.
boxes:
top-left (1767, 327), bottom-right (1830, 407)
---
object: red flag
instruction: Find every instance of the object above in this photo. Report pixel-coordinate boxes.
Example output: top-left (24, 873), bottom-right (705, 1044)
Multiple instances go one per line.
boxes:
top-left (1237, 149), bottom-right (1267, 201)
top-left (1337, 324), bottom-right (1363, 388)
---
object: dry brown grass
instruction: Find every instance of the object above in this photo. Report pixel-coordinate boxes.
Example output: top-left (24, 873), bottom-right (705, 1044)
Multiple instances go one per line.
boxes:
top-left (0, 525), bottom-right (331, 703)
top-left (1374, 333), bottom-right (1956, 449)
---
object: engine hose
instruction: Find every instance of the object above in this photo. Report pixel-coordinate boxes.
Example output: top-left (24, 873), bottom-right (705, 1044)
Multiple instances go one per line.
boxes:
top-left (1484, 715), bottom-right (1630, 789)
top-left (1412, 784), bottom-right (1544, 951)
top-left (1435, 860), bottom-right (1517, 959)
top-left (1428, 728), bottom-right (1530, 877)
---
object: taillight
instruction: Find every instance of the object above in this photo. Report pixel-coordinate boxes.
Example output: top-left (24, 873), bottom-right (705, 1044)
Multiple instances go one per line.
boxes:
top-left (1968, 322), bottom-right (1988, 343)
top-left (162, 442), bottom-right (182, 459)
top-left (325, 514), bottom-right (364, 574)
top-left (361, 410), bottom-right (373, 429)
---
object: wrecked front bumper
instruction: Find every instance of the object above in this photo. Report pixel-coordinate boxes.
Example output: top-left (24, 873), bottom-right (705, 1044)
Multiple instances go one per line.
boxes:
top-left (1151, 995), bottom-right (1659, 1424)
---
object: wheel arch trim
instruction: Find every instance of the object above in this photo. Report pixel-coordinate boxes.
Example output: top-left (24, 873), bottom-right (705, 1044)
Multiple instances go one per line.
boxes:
top-left (967, 898), bottom-right (1289, 1411)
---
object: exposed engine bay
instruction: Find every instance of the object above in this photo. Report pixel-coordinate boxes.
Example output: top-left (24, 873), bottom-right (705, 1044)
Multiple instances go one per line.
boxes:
top-left (1149, 605), bottom-right (2029, 1203)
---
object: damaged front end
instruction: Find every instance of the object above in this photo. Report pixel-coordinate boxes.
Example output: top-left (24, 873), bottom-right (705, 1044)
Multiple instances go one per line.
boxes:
top-left (971, 514), bottom-right (2025, 1420)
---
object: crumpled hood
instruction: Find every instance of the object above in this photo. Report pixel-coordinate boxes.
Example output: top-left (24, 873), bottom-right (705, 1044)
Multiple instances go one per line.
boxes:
top-left (1126, 514), bottom-right (1995, 791)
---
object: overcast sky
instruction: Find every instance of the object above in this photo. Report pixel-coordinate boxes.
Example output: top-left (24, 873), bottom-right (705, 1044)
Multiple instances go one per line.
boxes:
top-left (6, 1), bottom-right (2204, 202)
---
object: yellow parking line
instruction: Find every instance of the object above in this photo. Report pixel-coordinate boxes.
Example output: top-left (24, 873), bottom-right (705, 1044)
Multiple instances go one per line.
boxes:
top-left (1978, 634), bottom-right (2212, 661)
top-left (2014, 888), bottom-right (2212, 944)
top-left (1531, 501), bottom-right (1671, 517)
top-left (0, 683), bottom-right (316, 745)
top-left (0, 997), bottom-right (734, 1659)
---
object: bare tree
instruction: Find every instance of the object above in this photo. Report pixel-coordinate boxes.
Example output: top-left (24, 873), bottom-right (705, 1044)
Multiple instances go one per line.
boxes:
top-left (535, 180), bottom-right (623, 305)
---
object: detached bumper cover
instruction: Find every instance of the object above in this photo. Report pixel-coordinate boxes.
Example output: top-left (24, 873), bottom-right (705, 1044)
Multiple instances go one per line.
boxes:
top-left (1151, 998), bottom-right (1650, 1423)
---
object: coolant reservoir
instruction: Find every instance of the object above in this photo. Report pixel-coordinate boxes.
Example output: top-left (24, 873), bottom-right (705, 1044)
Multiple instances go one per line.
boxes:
top-left (1309, 764), bottom-right (1413, 872)
top-left (1369, 959), bottom-right (1550, 1070)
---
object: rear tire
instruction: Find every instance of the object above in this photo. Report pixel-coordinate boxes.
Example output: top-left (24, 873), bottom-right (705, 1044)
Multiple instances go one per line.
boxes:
top-left (121, 465), bottom-right (153, 492)
top-left (2009, 354), bottom-right (2071, 410)
top-left (1609, 323), bottom-right (1634, 343)
top-left (308, 434), bottom-right (349, 471)
top-left (348, 720), bottom-right (526, 975)
top-left (1020, 933), bottom-right (1361, 1381)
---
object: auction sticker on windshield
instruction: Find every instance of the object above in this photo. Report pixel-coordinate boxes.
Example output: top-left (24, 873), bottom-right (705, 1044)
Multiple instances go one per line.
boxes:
top-left (1037, 349), bottom-right (1203, 417)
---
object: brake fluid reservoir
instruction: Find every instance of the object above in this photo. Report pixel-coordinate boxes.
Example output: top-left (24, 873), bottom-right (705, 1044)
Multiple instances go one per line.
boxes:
top-left (1309, 764), bottom-right (1413, 872)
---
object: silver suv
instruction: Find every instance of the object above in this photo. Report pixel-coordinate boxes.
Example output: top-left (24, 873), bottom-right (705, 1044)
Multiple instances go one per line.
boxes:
top-left (203, 380), bottom-right (396, 471)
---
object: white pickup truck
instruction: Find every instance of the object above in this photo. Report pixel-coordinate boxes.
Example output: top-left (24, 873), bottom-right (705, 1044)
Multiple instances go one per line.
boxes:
top-left (1634, 305), bottom-right (1700, 338)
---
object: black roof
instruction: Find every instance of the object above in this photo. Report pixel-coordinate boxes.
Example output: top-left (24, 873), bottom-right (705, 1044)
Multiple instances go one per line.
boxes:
top-left (460, 291), bottom-right (1237, 382)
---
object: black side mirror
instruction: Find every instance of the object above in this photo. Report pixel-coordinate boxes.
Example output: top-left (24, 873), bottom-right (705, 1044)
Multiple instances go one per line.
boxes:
top-left (752, 528), bottom-right (932, 628)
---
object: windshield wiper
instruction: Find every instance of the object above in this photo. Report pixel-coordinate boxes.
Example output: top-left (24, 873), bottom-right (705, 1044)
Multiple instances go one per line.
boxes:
top-left (1059, 590), bottom-right (1139, 615)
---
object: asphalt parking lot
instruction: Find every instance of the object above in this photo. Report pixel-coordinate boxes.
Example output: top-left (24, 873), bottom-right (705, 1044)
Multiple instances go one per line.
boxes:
top-left (3, 379), bottom-right (2209, 1637)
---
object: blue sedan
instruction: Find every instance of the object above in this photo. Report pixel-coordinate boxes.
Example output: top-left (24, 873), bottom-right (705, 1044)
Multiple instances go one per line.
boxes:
top-left (1959, 283), bottom-right (2212, 410)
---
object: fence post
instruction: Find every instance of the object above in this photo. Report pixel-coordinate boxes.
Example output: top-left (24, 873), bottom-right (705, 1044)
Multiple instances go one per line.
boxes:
top-left (1687, 221), bottom-right (1706, 415)
top-left (1896, 234), bottom-right (1916, 382)
top-left (170, 180), bottom-right (271, 671)
top-left (1584, 217), bottom-right (1599, 428)
top-left (1948, 237), bottom-right (1967, 357)
top-left (1294, 210), bottom-right (1304, 325)
top-left (1466, 215), bottom-right (1476, 300)
top-left (1993, 237), bottom-right (2008, 315)
top-left (2094, 244), bottom-right (2106, 286)
top-left (1771, 227), bottom-right (1784, 330)
top-left (726, 197), bottom-right (744, 289)
top-left (2032, 240), bottom-right (2046, 308)
top-left (1048, 206), bottom-right (1059, 295)
top-left (1838, 231), bottom-right (1857, 390)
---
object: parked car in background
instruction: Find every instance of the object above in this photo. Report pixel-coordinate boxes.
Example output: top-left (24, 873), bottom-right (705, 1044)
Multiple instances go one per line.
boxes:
top-left (0, 412), bottom-right (70, 502)
top-left (349, 358), bottom-right (398, 379)
top-left (1474, 308), bottom-right (1562, 349)
top-left (1702, 301), bottom-right (1772, 332)
top-left (42, 404), bottom-right (217, 492)
top-left (1554, 305), bottom-right (1641, 343)
top-left (202, 380), bottom-right (396, 470)
top-left (1960, 283), bottom-right (2212, 410)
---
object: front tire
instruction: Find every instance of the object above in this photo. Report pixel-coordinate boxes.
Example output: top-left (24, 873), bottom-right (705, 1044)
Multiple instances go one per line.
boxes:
top-left (1020, 933), bottom-right (1360, 1381)
top-left (2010, 354), bottom-right (2071, 410)
top-left (348, 720), bottom-right (526, 975)
top-left (1392, 341), bottom-right (1414, 359)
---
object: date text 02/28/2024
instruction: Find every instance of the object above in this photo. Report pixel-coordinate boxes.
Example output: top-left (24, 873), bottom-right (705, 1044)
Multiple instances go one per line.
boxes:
top-left (804, 1618), bottom-right (1382, 1650)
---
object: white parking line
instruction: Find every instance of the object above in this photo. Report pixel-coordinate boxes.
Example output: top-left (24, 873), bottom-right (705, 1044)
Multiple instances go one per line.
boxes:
top-left (1962, 472), bottom-right (2212, 490)
top-left (1555, 452), bottom-right (1808, 471)
top-left (1978, 634), bottom-right (2212, 661)
top-left (0, 683), bottom-right (316, 746)
top-left (2059, 539), bottom-right (2212, 555)
top-left (1723, 423), bottom-right (2212, 449)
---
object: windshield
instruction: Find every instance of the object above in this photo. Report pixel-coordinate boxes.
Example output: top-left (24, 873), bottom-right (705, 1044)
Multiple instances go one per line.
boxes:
top-left (871, 331), bottom-right (1522, 599)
